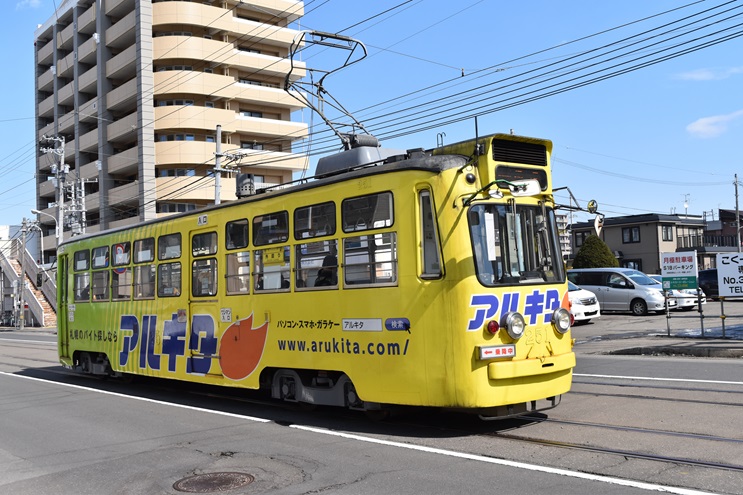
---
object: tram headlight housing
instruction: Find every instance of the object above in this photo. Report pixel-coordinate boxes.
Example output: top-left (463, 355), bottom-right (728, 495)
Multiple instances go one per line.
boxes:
top-left (501, 312), bottom-right (525, 340)
top-left (552, 308), bottom-right (572, 334)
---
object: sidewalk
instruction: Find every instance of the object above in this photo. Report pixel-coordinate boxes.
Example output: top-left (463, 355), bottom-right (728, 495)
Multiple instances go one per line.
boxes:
top-left (574, 324), bottom-right (743, 358)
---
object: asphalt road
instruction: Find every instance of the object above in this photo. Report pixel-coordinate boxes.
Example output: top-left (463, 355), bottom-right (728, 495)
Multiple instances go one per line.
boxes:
top-left (1, 331), bottom-right (742, 494)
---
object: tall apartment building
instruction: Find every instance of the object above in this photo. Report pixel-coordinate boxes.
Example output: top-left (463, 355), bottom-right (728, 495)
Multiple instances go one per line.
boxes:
top-left (34, 0), bottom-right (307, 263)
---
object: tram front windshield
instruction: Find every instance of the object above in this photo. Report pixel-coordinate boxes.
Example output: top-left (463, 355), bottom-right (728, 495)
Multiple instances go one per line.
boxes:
top-left (468, 203), bottom-right (564, 286)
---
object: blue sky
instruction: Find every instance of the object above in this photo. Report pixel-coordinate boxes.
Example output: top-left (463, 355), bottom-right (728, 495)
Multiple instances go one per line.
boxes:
top-left (3, 0), bottom-right (742, 230)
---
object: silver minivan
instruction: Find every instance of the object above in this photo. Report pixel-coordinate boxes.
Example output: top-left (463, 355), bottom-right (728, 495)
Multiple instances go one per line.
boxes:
top-left (567, 268), bottom-right (676, 316)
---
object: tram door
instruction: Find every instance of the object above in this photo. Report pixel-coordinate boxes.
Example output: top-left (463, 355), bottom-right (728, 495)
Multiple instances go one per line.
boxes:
top-left (58, 253), bottom-right (69, 360)
top-left (187, 226), bottom-right (221, 376)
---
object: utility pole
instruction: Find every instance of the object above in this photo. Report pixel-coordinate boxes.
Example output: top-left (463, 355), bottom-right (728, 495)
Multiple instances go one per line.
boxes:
top-left (18, 219), bottom-right (27, 331)
top-left (735, 174), bottom-right (741, 252)
top-left (214, 125), bottom-right (224, 205)
top-left (39, 135), bottom-right (67, 244)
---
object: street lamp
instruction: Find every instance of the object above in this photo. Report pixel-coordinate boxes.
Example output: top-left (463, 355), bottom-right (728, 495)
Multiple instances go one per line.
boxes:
top-left (31, 209), bottom-right (59, 264)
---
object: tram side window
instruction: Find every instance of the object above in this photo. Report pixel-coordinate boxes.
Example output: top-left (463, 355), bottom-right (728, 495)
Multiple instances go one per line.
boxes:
top-left (112, 268), bottom-right (132, 300)
top-left (253, 211), bottom-right (288, 246)
top-left (342, 192), bottom-right (393, 232)
top-left (226, 252), bottom-right (250, 294)
top-left (419, 190), bottom-right (442, 278)
top-left (92, 271), bottom-right (109, 301)
top-left (158, 262), bottom-right (181, 297)
top-left (111, 242), bottom-right (131, 266)
top-left (134, 238), bottom-right (155, 263)
top-left (294, 202), bottom-right (336, 239)
top-left (254, 246), bottom-right (290, 291)
top-left (92, 244), bottom-right (110, 301)
top-left (295, 240), bottom-right (338, 289)
top-left (159, 233), bottom-right (181, 260)
top-left (134, 265), bottom-right (156, 299)
top-left (193, 232), bottom-right (217, 256)
top-left (343, 233), bottom-right (397, 286)
top-left (226, 219), bottom-right (249, 249)
top-left (193, 258), bottom-right (217, 297)
top-left (92, 246), bottom-right (109, 269)
top-left (73, 250), bottom-right (90, 302)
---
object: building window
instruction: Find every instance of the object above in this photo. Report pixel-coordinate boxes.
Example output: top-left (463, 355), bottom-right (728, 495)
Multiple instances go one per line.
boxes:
top-left (241, 141), bottom-right (263, 150)
top-left (240, 110), bottom-right (263, 118)
top-left (662, 225), bottom-right (673, 242)
top-left (622, 227), bottom-right (640, 244)
top-left (622, 259), bottom-right (642, 271)
top-left (574, 231), bottom-right (590, 247)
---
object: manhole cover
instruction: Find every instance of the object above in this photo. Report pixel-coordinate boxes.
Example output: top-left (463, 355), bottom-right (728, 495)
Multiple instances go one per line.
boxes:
top-left (173, 472), bottom-right (255, 493)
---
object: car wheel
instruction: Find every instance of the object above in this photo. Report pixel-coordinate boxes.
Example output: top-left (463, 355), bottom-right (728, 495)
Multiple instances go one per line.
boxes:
top-left (631, 299), bottom-right (648, 316)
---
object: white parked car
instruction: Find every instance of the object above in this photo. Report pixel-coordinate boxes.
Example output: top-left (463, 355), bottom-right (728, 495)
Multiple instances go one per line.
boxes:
top-left (649, 274), bottom-right (706, 310)
top-left (568, 281), bottom-right (601, 324)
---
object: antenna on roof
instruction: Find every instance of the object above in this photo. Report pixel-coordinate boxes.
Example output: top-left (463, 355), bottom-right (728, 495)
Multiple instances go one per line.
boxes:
top-left (285, 31), bottom-right (378, 151)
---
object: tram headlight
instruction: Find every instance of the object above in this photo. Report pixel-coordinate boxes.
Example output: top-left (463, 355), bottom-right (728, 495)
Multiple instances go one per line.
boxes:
top-left (500, 312), bottom-right (525, 340)
top-left (552, 308), bottom-right (572, 334)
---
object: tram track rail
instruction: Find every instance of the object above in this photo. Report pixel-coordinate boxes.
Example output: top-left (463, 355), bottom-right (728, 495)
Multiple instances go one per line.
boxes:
top-left (482, 430), bottom-right (743, 473)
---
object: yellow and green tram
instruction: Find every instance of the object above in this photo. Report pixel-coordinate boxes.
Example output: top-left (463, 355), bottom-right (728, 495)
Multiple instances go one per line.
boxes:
top-left (57, 132), bottom-right (575, 418)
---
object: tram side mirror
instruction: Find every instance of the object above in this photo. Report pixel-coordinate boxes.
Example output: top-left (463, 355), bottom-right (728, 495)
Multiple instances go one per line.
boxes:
top-left (509, 179), bottom-right (541, 197)
top-left (587, 199), bottom-right (598, 214)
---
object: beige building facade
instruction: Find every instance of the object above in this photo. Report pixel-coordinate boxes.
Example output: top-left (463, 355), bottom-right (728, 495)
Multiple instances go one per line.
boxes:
top-left (34, 0), bottom-right (307, 262)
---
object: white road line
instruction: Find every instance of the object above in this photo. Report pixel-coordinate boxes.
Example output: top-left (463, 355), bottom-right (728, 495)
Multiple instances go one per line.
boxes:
top-left (0, 371), bottom-right (270, 422)
top-left (575, 373), bottom-right (743, 386)
top-left (0, 371), bottom-right (713, 495)
top-left (291, 425), bottom-right (714, 495)
top-left (0, 338), bottom-right (57, 345)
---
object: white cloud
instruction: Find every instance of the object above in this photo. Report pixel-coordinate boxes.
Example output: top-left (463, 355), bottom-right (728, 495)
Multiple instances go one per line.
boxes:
top-left (686, 109), bottom-right (743, 138)
top-left (16, 0), bottom-right (41, 10)
top-left (675, 67), bottom-right (743, 81)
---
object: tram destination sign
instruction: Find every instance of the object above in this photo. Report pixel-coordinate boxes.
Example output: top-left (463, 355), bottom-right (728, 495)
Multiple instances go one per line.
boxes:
top-left (660, 251), bottom-right (697, 290)
top-left (717, 253), bottom-right (743, 297)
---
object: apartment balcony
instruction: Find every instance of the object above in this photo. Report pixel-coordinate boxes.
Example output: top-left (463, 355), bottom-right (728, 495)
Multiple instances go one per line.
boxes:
top-left (109, 216), bottom-right (140, 230)
top-left (105, 0), bottom-right (135, 19)
top-left (154, 106), bottom-right (307, 140)
top-left (79, 66), bottom-right (98, 95)
top-left (39, 179), bottom-right (56, 198)
top-left (37, 68), bottom-right (54, 92)
top-left (57, 80), bottom-right (74, 106)
top-left (106, 9), bottom-right (135, 50)
top-left (38, 122), bottom-right (55, 142)
top-left (109, 180), bottom-right (139, 207)
top-left (57, 22), bottom-right (75, 51)
top-left (78, 160), bottom-right (100, 181)
top-left (57, 110), bottom-right (75, 134)
top-left (37, 41), bottom-right (54, 66)
top-left (153, 71), bottom-right (305, 111)
top-left (246, 0), bottom-right (304, 22)
top-left (38, 94), bottom-right (55, 118)
top-left (153, 2), bottom-right (300, 47)
top-left (153, 37), bottom-right (302, 80)
top-left (78, 2), bottom-right (97, 35)
top-left (106, 44), bottom-right (136, 81)
top-left (78, 35), bottom-right (98, 65)
top-left (78, 98), bottom-right (99, 123)
top-left (107, 78), bottom-right (137, 112)
top-left (156, 176), bottom-right (229, 202)
top-left (108, 146), bottom-right (138, 176)
top-left (79, 128), bottom-right (99, 153)
top-left (107, 112), bottom-right (138, 144)
top-left (57, 51), bottom-right (75, 78)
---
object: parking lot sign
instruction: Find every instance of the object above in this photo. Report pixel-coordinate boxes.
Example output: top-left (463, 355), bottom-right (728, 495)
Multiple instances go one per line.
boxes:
top-left (660, 251), bottom-right (697, 290)
top-left (717, 253), bottom-right (743, 297)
